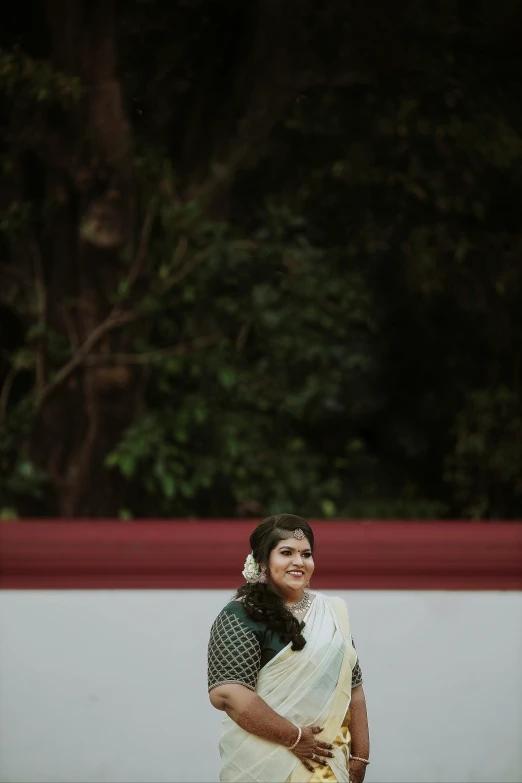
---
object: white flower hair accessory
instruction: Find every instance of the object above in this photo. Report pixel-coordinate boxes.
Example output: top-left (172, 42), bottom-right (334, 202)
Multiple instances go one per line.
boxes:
top-left (242, 553), bottom-right (265, 583)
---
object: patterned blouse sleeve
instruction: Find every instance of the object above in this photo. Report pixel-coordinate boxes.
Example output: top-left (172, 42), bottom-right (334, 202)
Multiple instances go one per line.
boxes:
top-left (351, 638), bottom-right (364, 688)
top-left (207, 609), bottom-right (262, 693)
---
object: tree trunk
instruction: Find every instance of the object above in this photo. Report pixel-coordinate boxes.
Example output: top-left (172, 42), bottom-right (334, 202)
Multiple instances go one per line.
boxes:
top-left (27, 0), bottom-right (140, 516)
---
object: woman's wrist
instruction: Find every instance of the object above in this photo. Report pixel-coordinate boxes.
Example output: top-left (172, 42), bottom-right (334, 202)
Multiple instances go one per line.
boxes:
top-left (349, 754), bottom-right (370, 765)
top-left (233, 694), bottom-right (304, 749)
top-left (287, 726), bottom-right (302, 750)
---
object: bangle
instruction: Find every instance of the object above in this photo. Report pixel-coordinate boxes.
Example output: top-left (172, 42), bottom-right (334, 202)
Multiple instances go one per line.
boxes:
top-left (288, 727), bottom-right (302, 750)
top-left (350, 755), bottom-right (370, 765)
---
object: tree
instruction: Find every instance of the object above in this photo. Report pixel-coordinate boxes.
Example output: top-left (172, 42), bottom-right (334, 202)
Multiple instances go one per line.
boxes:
top-left (0, 0), bottom-right (404, 516)
top-left (1, 0), bottom-right (521, 518)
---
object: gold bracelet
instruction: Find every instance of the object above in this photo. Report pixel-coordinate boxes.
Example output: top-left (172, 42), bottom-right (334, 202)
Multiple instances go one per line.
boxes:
top-left (288, 727), bottom-right (302, 750)
top-left (350, 754), bottom-right (370, 765)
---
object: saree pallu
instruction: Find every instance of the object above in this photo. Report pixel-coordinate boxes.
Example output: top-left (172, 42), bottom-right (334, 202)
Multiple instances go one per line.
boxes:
top-left (218, 593), bottom-right (357, 783)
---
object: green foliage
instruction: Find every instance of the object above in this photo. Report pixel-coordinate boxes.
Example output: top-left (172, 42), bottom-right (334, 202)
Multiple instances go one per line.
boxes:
top-left (248, 36), bottom-right (522, 518)
top-left (0, 507), bottom-right (18, 520)
top-left (0, 400), bottom-right (48, 513)
top-left (1, 2), bottom-right (521, 518)
top-left (0, 46), bottom-right (82, 104)
top-left (445, 388), bottom-right (522, 518)
top-left (105, 197), bottom-right (380, 516)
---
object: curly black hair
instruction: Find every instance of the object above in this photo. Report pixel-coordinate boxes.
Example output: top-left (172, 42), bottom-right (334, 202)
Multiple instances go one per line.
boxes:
top-left (235, 513), bottom-right (315, 651)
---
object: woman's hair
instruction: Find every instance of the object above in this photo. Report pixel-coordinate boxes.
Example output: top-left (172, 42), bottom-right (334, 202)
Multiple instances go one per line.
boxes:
top-left (235, 513), bottom-right (315, 651)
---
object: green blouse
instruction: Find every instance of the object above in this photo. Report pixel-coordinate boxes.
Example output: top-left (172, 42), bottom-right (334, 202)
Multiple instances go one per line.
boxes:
top-left (207, 599), bottom-right (363, 693)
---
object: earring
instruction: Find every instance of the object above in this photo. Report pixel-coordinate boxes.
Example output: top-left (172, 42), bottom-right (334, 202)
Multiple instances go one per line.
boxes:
top-left (305, 581), bottom-right (311, 588)
top-left (258, 571), bottom-right (267, 584)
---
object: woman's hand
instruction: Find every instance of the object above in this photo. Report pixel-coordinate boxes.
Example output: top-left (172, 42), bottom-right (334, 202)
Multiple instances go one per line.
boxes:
top-left (349, 758), bottom-right (367, 783)
top-left (292, 726), bottom-right (335, 772)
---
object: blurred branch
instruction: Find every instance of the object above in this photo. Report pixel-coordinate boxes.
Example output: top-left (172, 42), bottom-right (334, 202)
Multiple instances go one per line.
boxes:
top-left (160, 244), bottom-right (210, 293)
top-left (60, 305), bottom-right (80, 349)
top-left (171, 234), bottom-right (189, 271)
top-left (34, 236), bottom-right (213, 410)
top-left (0, 365), bottom-right (19, 423)
top-left (126, 190), bottom-right (160, 289)
top-left (235, 324), bottom-right (251, 352)
top-left (31, 241), bottom-right (47, 394)
top-left (34, 308), bottom-right (138, 412)
top-left (84, 333), bottom-right (222, 365)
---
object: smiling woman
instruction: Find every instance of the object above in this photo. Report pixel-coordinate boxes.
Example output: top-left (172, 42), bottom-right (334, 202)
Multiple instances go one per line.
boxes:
top-left (268, 536), bottom-right (314, 596)
top-left (207, 514), bottom-right (370, 783)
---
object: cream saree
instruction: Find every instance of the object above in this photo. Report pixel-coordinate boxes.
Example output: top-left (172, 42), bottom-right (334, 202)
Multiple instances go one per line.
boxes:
top-left (218, 592), bottom-right (357, 783)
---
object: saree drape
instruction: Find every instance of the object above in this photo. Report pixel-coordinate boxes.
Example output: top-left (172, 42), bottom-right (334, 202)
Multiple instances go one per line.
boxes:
top-left (218, 593), bottom-right (356, 783)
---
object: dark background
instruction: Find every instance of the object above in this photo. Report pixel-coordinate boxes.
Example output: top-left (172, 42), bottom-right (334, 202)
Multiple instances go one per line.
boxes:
top-left (1, 0), bottom-right (521, 519)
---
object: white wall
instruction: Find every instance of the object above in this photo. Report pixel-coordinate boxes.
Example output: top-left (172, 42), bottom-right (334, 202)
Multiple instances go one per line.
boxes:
top-left (0, 589), bottom-right (521, 783)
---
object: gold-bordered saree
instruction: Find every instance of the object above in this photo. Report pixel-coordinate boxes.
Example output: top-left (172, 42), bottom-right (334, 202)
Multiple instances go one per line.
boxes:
top-left (218, 592), bottom-right (357, 783)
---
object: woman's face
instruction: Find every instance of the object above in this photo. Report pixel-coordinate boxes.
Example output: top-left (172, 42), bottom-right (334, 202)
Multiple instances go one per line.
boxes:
top-left (266, 536), bottom-right (314, 600)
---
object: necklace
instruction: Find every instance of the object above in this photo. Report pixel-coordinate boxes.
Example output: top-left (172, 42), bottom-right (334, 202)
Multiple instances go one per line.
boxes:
top-left (286, 591), bottom-right (312, 616)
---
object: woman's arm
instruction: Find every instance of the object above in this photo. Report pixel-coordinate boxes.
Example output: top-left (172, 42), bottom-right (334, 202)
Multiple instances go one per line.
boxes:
top-left (210, 683), bottom-right (299, 743)
top-left (210, 683), bottom-right (334, 772)
top-left (349, 684), bottom-right (370, 783)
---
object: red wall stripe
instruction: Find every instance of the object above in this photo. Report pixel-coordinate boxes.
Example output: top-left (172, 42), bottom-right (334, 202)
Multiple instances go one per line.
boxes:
top-left (0, 520), bottom-right (521, 590)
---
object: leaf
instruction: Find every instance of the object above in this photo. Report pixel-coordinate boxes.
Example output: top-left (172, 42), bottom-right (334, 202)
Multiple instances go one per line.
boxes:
top-left (218, 368), bottom-right (236, 389)
top-left (161, 473), bottom-right (175, 499)
top-left (119, 455), bottom-right (136, 477)
top-left (0, 508), bottom-right (18, 520)
top-left (321, 500), bottom-right (337, 518)
top-left (12, 349), bottom-right (35, 370)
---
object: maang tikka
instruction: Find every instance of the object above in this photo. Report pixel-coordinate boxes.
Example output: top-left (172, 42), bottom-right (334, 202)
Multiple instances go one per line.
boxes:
top-left (293, 528), bottom-right (309, 586)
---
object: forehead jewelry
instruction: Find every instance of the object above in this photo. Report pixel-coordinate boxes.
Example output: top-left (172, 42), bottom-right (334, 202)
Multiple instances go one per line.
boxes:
top-left (293, 528), bottom-right (306, 539)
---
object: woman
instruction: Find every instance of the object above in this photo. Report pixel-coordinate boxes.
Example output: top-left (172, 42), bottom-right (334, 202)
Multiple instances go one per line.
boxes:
top-left (207, 514), bottom-right (370, 783)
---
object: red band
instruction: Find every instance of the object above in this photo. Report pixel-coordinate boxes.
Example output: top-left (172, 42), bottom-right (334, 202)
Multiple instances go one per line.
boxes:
top-left (0, 519), bottom-right (520, 590)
